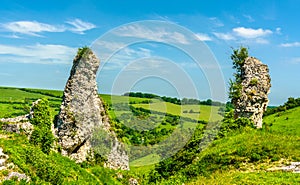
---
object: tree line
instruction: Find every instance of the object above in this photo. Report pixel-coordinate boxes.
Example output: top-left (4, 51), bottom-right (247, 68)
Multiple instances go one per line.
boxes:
top-left (123, 92), bottom-right (225, 106)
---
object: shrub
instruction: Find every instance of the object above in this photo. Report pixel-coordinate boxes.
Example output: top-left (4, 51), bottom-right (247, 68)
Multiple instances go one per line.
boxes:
top-left (30, 98), bottom-right (54, 154)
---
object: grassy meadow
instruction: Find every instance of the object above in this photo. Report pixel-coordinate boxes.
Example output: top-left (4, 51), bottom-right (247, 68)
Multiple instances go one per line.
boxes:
top-left (0, 86), bottom-right (299, 184)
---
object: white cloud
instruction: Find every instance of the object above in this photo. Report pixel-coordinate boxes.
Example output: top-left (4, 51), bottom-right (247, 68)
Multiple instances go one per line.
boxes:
top-left (213, 32), bottom-right (235, 41)
top-left (114, 25), bottom-right (190, 45)
top-left (255, 38), bottom-right (269, 44)
top-left (1, 21), bottom-right (65, 36)
top-left (66, 19), bottom-right (96, 34)
top-left (276, 27), bottom-right (282, 35)
top-left (195, 33), bottom-right (212, 41)
top-left (233, 27), bottom-right (272, 39)
top-left (0, 44), bottom-right (76, 64)
top-left (280, 42), bottom-right (300, 47)
top-left (1, 19), bottom-right (96, 37)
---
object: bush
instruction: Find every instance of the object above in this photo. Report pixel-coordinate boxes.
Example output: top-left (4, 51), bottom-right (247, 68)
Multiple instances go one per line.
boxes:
top-left (29, 98), bottom-right (54, 154)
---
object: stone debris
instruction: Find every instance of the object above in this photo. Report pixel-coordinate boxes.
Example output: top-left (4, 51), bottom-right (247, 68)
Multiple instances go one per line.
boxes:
top-left (5, 172), bottom-right (30, 182)
top-left (0, 100), bottom-right (40, 136)
top-left (128, 177), bottom-right (139, 185)
top-left (267, 162), bottom-right (300, 173)
top-left (0, 147), bottom-right (30, 182)
top-left (234, 57), bottom-right (271, 128)
top-left (55, 48), bottom-right (129, 170)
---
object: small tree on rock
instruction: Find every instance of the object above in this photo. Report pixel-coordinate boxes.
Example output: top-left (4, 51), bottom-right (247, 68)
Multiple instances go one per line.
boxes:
top-left (228, 47), bottom-right (249, 105)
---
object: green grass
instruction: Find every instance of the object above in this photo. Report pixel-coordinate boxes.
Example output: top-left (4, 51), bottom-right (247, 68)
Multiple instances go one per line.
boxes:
top-left (0, 132), bottom-right (121, 185)
top-left (130, 154), bottom-right (161, 167)
top-left (3, 86), bottom-right (299, 184)
top-left (132, 102), bottom-right (223, 122)
top-left (188, 170), bottom-right (300, 185)
top-left (264, 106), bottom-right (300, 136)
top-left (100, 94), bottom-right (159, 105)
top-left (151, 106), bottom-right (300, 185)
top-left (0, 87), bottom-right (48, 102)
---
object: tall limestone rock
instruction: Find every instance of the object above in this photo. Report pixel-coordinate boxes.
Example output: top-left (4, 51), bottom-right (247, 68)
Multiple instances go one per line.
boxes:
top-left (55, 48), bottom-right (129, 170)
top-left (234, 57), bottom-right (271, 128)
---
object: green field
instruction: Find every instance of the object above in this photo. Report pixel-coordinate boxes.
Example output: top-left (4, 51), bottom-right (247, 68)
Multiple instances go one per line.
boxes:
top-left (132, 102), bottom-right (223, 122)
top-left (1, 86), bottom-right (299, 184)
top-left (0, 86), bottom-right (222, 122)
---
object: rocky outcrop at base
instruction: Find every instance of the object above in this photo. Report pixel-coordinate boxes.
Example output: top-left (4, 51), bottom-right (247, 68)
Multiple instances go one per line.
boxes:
top-left (0, 147), bottom-right (30, 182)
top-left (234, 57), bottom-right (271, 128)
top-left (0, 100), bottom-right (40, 136)
top-left (55, 48), bottom-right (129, 170)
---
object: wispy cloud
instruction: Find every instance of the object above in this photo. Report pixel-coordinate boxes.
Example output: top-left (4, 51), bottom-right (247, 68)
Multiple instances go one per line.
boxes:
top-left (66, 19), bottom-right (96, 34)
top-left (114, 25), bottom-right (190, 45)
top-left (195, 33), bottom-right (213, 41)
top-left (0, 44), bottom-right (76, 64)
top-left (233, 27), bottom-right (272, 39)
top-left (209, 17), bottom-right (224, 27)
top-left (288, 57), bottom-right (300, 64)
top-left (276, 27), bottom-right (282, 35)
top-left (1, 21), bottom-right (65, 37)
top-left (101, 46), bottom-right (153, 70)
top-left (243, 15), bottom-right (255, 22)
top-left (254, 38), bottom-right (269, 44)
top-left (280, 42), bottom-right (300, 47)
top-left (213, 32), bottom-right (235, 41)
top-left (1, 19), bottom-right (96, 37)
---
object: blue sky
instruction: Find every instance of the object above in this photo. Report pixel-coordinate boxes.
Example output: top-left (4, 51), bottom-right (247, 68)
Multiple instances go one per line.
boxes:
top-left (0, 0), bottom-right (300, 105)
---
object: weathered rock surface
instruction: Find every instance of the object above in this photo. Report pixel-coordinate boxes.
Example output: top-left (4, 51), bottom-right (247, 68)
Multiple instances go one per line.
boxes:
top-left (234, 57), bottom-right (271, 128)
top-left (55, 48), bottom-right (129, 170)
top-left (0, 100), bottom-right (39, 136)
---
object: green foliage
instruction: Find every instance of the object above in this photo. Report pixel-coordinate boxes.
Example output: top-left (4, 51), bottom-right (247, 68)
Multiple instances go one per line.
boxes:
top-left (228, 47), bottom-right (249, 104)
top-left (77, 46), bottom-right (91, 58)
top-left (0, 132), bottom-right (121, 184)
top-left (29, 98), bottom-right (54, 154)
top-left (228, 79), bottom-right (242, 104)
top-left (230, 46), bottom-right (249, 83)
top-left (110, 104), bottom-right (181, 146)
top-left (264, 96), bottom-right (300, 116)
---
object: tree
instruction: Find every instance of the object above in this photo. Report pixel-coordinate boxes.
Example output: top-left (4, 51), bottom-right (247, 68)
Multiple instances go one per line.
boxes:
top-left (228, 47), bottom-right (249, 105)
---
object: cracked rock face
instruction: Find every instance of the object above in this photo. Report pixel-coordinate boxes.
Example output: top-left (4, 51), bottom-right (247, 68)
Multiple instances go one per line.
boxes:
top-left (234, 57), bottom-right (271, 128)
top-left (55, 49), bottom-right (129, 170)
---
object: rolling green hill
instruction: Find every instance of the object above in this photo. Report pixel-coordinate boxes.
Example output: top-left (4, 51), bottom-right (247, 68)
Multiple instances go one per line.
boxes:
top-left (0, 86), bottom-right (299, 184)
top-left (148, 106), bottom-right (300, 185)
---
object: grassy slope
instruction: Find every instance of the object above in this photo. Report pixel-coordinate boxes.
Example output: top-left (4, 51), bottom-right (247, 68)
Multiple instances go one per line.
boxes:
top-left (132, 102), bottom-right (223, 122)
top-left (0, 132), bottom-right (121, 185)
top-left (184, 107), bottom-right (300, 185)
top-left (2, 86), bottom-right (299, 184)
